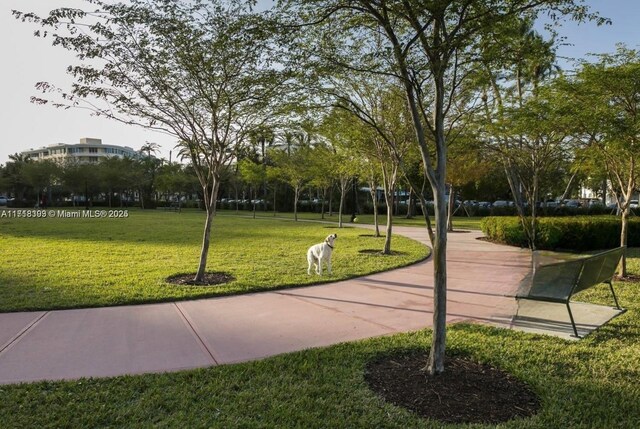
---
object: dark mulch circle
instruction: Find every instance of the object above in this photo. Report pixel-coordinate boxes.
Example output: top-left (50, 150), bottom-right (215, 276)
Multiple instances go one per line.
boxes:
top-left (616, 274), bottom-right (640, 282)
top-left (359, 234), bottom-right (385, 238)
top-left (359, 249), bottom-right (407, 256)
top-left (365, 350), bottom-right (540, 424)
top-left (166, 272), bottom-right (235, 287)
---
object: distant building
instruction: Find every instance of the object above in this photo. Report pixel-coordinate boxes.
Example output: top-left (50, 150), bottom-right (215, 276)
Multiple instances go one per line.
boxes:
top-left (21, 138), bottom-right (139, 164)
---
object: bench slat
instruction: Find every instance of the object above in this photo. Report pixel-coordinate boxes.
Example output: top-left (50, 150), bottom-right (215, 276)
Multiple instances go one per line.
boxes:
top-left (521, 259), bottom-right (584, 302)
top-left (573, 248), bottom-right (623, 294)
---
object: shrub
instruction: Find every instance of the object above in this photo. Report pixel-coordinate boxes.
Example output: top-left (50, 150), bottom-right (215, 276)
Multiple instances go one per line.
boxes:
top-left (481, 216), bottom-right (638, 251)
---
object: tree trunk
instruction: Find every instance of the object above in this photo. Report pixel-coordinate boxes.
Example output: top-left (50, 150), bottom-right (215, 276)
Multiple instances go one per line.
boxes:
top-left (418, 195), bottom-right (436, 245)
top-left (380, 165), bottom-right (396, 254)
top-left (559, 171), bottom-right (578, 202)
top-left (195, 180), bottom-right (220, 282)
top-left (389, 26), bottom-right (447, 375)
top-left (370, 187), bottom-right (380, 237)
top-left (503, 160), bottom-right (533, 248)
top-left (383, 187), bottom-right (393, 254)
top-left (139, 189), bottom-right (145, 210)
top-left (620, 207), bottom-right (629, 277)
top-left (252, 187), bottom-right (256, 219)
top-left (273, 185), bottom-right (277, 217)
top-left (426, 67), bottom-right (448, 376)
top-left (405, 189), bottom-right (414, 219)
top-left (530, 172), bottom-right (539, 251)
top-left (403, 173), bottom-right (435, 245)
top-left (195, 209), bottom-right (215, 282)
top-left (328, 186), bottom-right (333, 216)
top-left (447, 185), bottom-right (455, 232)
top-left (294, 185), bottom-right (299, 222)
top-left (428, 180), bottom-right (448, 375)
top-left (338, 186), bottom-right (345, 228)
top-left (321, 187), bottom-right (327, 220)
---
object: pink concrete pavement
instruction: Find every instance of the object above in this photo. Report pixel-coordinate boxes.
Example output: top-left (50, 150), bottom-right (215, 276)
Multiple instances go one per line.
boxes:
top-left (0, 226), bottom-right (532, 385)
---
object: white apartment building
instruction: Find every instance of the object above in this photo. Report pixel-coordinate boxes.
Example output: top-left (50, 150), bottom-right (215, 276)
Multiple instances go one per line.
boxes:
top-left (21, 138), bottom-right (139, 163)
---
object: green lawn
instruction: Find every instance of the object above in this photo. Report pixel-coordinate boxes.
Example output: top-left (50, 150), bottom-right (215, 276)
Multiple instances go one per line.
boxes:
top-left (1, 277), bottom-right (638, 428)
top-left (0, 209), bottom-right (428, 312)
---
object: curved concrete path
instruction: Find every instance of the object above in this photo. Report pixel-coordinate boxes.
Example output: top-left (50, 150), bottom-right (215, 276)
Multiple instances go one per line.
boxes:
top-left (0, 226), bottom-right (534, 385)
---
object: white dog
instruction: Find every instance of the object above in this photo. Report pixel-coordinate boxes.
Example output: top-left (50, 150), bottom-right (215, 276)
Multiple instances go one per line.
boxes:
top-left (307, 233), bottom-right (337, 275)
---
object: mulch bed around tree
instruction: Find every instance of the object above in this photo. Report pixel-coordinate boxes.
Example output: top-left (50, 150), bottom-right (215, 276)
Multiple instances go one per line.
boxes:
top-left (364, 350), bottom-right (540, 424)
top-left (358, 249), bottom-right (407, 256)
top-left (166, 272), bottom-right (235, 286)
top-left (616, 274), bottom-right (640, 282)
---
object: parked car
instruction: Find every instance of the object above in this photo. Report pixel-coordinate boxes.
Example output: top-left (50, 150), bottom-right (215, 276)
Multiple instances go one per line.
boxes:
top-left (477, 201), bottom-right (492, 209)
top-left (563, 199), bottom-right (581, 208)
top-left (492, 200), bottom-right (513, 207)
top-left (630, 200), bottom-right (639, 209)
top-left (0, 196), bottom-right (7, 206)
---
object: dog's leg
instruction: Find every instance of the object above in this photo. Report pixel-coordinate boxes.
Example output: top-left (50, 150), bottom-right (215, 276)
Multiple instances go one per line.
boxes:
top-left (317, 256), bottom-right (322, 275)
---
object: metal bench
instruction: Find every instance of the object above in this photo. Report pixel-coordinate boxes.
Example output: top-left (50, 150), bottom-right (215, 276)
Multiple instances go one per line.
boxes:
top-left (516, 247), bottom-right (625, 338)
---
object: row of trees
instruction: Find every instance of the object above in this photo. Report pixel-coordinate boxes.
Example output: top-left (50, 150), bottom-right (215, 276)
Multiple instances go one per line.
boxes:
top-left (0, 150), bottom-right (199, 208)
top-left (15, 0), bottom-right (632, 376)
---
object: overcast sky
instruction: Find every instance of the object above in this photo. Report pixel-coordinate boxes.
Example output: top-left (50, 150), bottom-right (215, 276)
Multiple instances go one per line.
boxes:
top-left (1, 0), bottom-right (638, 164)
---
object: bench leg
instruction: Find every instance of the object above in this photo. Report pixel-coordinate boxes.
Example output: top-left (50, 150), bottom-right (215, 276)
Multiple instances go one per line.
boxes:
top-left (566, 302), bottom-right (580, 338)
top-left (606, 281), bottom-right (621, 310)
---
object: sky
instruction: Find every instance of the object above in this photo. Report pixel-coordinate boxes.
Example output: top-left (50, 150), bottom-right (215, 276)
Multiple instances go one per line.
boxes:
top-left (1, 0), bottom-right (639, 165)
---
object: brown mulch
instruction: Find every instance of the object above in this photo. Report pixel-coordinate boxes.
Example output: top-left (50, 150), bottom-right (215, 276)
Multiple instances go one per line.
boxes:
top-left (616, 274), bottom-right (640, 282)
top-left (358, 249), bottom-right (407, 255)
top-left (364, 350), bottom-right (540, 424)
top-left (166, 272), bottom-right (235, 286)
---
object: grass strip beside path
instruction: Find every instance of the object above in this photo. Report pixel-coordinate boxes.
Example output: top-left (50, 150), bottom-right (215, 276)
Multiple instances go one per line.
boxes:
top-left (0, 209), bottom-right (428, 312)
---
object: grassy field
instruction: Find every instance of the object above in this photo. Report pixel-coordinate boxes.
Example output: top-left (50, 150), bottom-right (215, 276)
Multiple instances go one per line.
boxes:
top-left (0, 209), bottom-right (428, 312)
top-left (0, 276), bottom-right (638, 428)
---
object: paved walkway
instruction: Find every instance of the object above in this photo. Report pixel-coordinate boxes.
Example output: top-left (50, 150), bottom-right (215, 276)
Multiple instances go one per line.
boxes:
top-left (0, 226), bottom-right (534, 385)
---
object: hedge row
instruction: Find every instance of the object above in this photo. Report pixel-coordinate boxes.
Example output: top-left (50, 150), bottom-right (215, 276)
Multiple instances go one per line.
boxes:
top-left (480, 216), bottom-right (640, 251)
